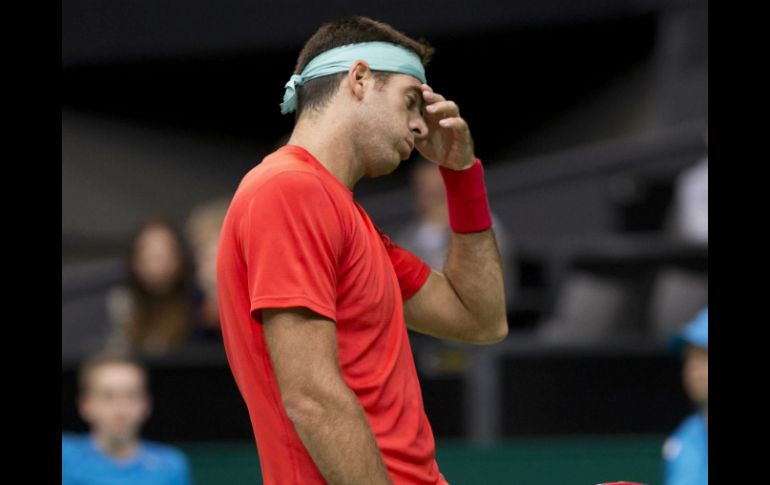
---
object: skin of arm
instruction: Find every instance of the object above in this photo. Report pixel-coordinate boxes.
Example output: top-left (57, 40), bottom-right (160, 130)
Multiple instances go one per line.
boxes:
top-left (262, 307), bottom-right (392, 485)
top-left (404, 228), bottom-right (508, 344)
top-left (404, 83), bottom-right (508, 344)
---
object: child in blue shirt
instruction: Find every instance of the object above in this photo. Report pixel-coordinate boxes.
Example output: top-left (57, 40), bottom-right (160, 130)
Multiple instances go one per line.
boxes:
top-left (662, 309), bottom-right (708, 485)
top-left (62, 352), bottom-right (192, 485)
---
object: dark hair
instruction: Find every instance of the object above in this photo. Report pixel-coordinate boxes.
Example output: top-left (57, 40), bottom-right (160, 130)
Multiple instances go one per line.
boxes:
top-left (125, 217), bottom-right (192, 352)
top-left (78, 351), bottom-right (147, 394)
top-left (292, 16), bottom-right (435, 119)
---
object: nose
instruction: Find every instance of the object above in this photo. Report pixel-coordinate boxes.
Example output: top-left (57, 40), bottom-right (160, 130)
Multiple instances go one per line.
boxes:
top-left (410, 115), bottom-right (429, 141)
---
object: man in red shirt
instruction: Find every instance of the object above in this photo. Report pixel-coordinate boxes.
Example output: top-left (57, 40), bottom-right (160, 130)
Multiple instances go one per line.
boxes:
top-left (216, 16), bottom-right (508, 485)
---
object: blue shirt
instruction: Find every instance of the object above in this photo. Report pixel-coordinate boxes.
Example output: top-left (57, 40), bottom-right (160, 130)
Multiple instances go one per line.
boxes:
top-left (62, 433), bottom-right (193, 485)
top-left (662, 413), bottom-right (708, 485)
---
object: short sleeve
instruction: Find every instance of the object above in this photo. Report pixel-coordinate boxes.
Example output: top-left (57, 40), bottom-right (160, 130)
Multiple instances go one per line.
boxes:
top-left (663, 435), bottom-right (694, 485)
top-left (174, 450), bottom-right (194, 485)
top-left (378, 229), bottom-right (431, 301)
top-left (661, 417), bottom-right (706, 485)
top-left (240, 172), bottom-right (344, 323)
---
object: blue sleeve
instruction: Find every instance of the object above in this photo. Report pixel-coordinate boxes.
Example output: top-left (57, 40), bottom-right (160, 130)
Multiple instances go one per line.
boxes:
top-left (61, 436), bottom-right (79, 485)
top-left (664, 443), bottom-right (689, 485)
top-left (662, 429), bottom-right (706, 485)
top-left (173, 449), bottom-right (194, 485)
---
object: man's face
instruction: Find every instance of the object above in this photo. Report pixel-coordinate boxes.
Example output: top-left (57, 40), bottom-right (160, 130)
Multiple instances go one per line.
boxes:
top-left (353, 73), bottom-right (429, 178)
top-left (682, 345), bottom-right (708, 406)
top-left (79, 364), bottom-right (151, 442)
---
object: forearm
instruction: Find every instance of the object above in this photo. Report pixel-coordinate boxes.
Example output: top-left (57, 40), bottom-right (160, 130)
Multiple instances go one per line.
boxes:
top-left (439, 158), bottom-right (507, 336)
top-left (286, 389), bottom-right (391, 485)
top-left (444, 228), bottom-right (507, 335)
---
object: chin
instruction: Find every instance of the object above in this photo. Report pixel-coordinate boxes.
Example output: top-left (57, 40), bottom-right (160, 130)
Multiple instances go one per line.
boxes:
top-left (365, 157), bottom-right (401, 178)
top-left (384, 159), bottom-right (401, 175)
top-left (366, 166), bottom-right (397, 179)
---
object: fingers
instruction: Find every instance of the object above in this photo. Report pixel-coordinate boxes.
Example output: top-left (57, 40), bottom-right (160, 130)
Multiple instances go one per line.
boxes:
top-left (421, 84), bottom-right (446, 104)
top-left (421, 84), bottom-right (461, 119)
top-left (421, 84), bottom-right (469, 134)
top-left (426, 100), bottom-right (459, 118)
top-left (438, 116), bottom-right (469, 132)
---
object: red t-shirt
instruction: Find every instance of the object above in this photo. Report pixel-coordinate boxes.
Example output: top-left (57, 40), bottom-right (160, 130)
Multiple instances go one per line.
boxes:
top-left (216, 145), bottom-right (447, 485)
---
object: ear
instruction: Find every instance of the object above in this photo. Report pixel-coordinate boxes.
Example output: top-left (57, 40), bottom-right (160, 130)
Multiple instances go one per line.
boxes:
top-left (346, 60), bottom-right (372, 102)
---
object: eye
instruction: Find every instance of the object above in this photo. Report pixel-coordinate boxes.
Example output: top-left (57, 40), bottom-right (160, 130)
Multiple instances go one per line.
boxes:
top-left (406, 95), bottom-right (425, 117)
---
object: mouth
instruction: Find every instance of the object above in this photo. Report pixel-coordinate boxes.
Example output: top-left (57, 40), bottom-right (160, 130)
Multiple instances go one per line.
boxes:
top-left (405, 138), bottom-right (414, 152)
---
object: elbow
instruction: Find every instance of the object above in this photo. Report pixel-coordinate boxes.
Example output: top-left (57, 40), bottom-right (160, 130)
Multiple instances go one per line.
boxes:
top-left (281, 389), bottom-right (354, 427)
top-left (488, 318), bottom-right (509, 343)
top-left (471, 317), bottom-right (509, 345)
top-left (282, 393), bottom-right (324, 427)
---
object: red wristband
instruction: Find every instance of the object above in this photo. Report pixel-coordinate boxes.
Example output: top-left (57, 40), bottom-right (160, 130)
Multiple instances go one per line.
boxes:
top-left (438, 158), bottom-right (492, 233)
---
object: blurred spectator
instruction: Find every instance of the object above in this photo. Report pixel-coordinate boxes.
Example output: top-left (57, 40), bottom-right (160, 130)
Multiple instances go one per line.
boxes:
top-left (185, 198), bottom-right (231, 339)
top-left (395, 158), bottom-right (518, 312)
top-left (648, 266), bottom-right (708, 341)
top-left (662, 308), bottom-right (708, 485)
top-left (62, 352), bottom-right (193, 484)
top-left (106, 218), bottom-right (194, 356)
top-left (538, 127), bottom-right (708, 345)
top-left (649, 126), bottom-right (708, 339)
top-left (536, 270), bottom-right (648, 344)
top-left (668, 127), bottom-right (708, 243)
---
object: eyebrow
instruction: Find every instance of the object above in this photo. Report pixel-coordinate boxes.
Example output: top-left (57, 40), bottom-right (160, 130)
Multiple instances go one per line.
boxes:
top-left (405, 85), bottom-right (426, 113)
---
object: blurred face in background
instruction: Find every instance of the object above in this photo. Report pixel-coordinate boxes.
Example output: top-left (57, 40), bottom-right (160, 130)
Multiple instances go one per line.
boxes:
top-left (682, 345), bottom-right (708, 406)
top-left (413, 161), bottom-right (447, 226)
top-left (79, 363), bottom-right (151, 444)
top-left (197, 238), bottom-right (219, 300)
top-left (185, 199), bottom-right (229, 308)
top-left (133, 223), bottom-right (184, 295)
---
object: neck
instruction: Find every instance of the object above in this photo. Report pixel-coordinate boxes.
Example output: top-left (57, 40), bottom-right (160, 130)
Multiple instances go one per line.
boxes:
top-left (92, 432), bottom-right (139, 459)
top-left (287, 110), bottom-right (364, 190)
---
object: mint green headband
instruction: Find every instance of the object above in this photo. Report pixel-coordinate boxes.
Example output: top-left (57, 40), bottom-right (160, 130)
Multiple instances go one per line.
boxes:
top-left (280, 41), bottom-right (427, 115)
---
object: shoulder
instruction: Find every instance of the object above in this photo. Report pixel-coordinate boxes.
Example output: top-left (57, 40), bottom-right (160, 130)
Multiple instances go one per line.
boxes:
top-left (676, 413), bottom-right (706, 437)
top-left (233, 169), bottom-right (350, 241)
top-left (237, 148), bottom-right (326, 196)
top-left (662, 413), bottom-right (706, 461)
top-left (61, 433), bottom-right (87, 453)
top-left (237, 167), bottom-right (340, 212)
top-left (141, 440), bottom-right (190, 470)
top-left (62, 433), bottom-right (92, 465)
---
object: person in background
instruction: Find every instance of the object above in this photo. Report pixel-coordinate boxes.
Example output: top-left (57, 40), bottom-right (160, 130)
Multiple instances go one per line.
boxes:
top-left (106, 218), bottom-right (193, 356)
top-left (669, 126), bottom-right (708, 243)
top-left (646, 126), bottom-right (708, 340)
top-left (662, 308), bottom-right (708, 485)
top-left (395, 157), bottom-right (517, 312)
top-left (62, 352), bottom-right (193, 484)
top-left (185, 198), bottom-right (231, 339)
